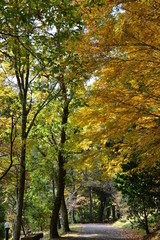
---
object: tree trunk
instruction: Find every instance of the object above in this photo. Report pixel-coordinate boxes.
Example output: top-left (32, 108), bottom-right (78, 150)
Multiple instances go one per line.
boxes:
top-left (88, 187), bottom-right (93, 223)
top-left (112, 205), bottom-right (116, 222)
top-left (117, 206), bottom-right (121, 219)
top-left (61, 194), bottom-right (70, 232)
top-left (99, 197), bottom-right (106, 223)
top-left (71, 185), bottom-right (77, 223)
top-left (50, 152), bottom-right (65, 238)
top-left (71, 208), bottom-right (76, 224)
top-left (13, 103), bottom-right (27, 240)
top-left (107, 207), bottom-right (111, 221)
top-left (57, 216), bottom-right (61, 229)
top-left (98, 191), bottom-right (106, 223)
top-left (143, 204), bottom-right (150, 234)
top-left (50, 101), bottom-right (69, 239)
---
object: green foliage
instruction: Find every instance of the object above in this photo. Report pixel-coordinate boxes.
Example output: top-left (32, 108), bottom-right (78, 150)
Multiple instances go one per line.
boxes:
top-left (1, 0), bottom-right (160, 237)
top-left (114, 155), bottom-right (160, 234)
top-left (22, 147), bottom-right (54, 232)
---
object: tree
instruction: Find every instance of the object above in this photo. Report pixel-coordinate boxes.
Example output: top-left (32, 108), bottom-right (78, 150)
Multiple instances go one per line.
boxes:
top-left (27, 0), bottom-right (101, 236)
top-left (61, 194), bottom-right (70, 232)
top-left (72, 0), bottom-right (160, 176)
top-left (0, 1), bottom-right (59, 238)
top-left (33, 52), bottom-right (90, 237)
top-left (70, 3), bottom-right (160, 232)
top-left (114, 155), bottom-right (160, 234)
top-left (0, 1), bottom-right (111, 237)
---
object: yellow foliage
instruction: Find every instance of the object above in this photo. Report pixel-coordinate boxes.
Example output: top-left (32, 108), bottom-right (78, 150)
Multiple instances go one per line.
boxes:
top-left (72, 0), bottom-right (160, 177)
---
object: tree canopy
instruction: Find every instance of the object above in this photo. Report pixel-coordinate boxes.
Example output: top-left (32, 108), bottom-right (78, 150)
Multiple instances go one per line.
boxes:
top-left (0, 0), bottom-right (160, 239)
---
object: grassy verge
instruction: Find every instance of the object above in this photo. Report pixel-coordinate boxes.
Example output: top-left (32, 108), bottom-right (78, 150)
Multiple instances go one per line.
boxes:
top-left (67, 223), bottom-right (82, 232)
top-left (43, 224), bottom-right (82, 239)
top-left (113, 218), bottom-right (145, 236)
top-left (113, 217), bottom-right (160, 240)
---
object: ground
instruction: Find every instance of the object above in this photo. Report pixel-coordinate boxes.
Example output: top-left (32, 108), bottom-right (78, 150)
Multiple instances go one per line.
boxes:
top-left (60, 223), bottom-right (142, 240)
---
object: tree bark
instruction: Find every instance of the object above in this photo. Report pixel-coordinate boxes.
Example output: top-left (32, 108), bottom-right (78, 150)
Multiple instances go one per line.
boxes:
top-left (61, 194), bottom-right (70, 232)
top-left (112, 205), bottom-right (116, 222)
top-left (57, 216), bottom-right (61, 230)
top-left (71, 209), bottom-right (76, 224)
top-left (107, 207), bottom-right (111, 221)
top-left (50, 152), bottom-right (65, 238)
top-left (13, 102), bottom-right (27, 240)
top-left (88, 187), bottom-right (93, 223)
top-left (117, 205), bottom-right (121, 219)
top-left (71, 185), bottom-right (77, 223)
top-left (50, 101), bottom-right (69, 239)
top-left (99, 195), bottom-right (106, 223)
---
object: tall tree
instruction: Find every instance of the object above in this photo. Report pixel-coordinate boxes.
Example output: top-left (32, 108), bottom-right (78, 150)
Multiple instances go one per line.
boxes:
top-left (33, 54), bottom-right (90, 237)
top-left (0, 1), bottom-right (59, 238)
top-left (28, 1), bottom-right (100, 236)
top-left (72, 0), bottom-right (160, 176)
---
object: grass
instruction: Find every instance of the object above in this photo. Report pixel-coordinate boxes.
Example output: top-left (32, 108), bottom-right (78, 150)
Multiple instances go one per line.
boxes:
top-left (113, 218), bottom-right (145, 236)
top-left (113, 218), bottom-right (134, 229)
top-left (113, 216), bottom-right (160, 239)
top-left (43, 224), bottom-right (82, 239)
top-left (67, 223), bottom-right (82, 232)
top-left (41, 219), bottom-right (160, 239)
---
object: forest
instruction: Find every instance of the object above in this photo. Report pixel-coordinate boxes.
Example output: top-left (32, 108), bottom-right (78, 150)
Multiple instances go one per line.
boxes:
top-left (0, 0), bottom-right (160, 239)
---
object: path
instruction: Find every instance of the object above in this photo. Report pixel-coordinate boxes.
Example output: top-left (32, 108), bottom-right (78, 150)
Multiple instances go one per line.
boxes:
top-left (61, 223), bottom-right (142, 240)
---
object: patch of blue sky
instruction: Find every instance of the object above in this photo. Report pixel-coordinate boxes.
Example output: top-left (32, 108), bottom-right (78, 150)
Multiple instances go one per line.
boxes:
top-left (112, 3), bottom-right (125, 19)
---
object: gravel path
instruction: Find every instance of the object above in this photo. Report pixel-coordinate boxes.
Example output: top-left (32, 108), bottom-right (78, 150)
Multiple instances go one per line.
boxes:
top-left (61, 223), bottom-right (142, 240)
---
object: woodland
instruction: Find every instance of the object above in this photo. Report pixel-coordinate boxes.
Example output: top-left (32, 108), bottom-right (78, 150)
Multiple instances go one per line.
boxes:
top-left (0, 0), bottom-right (160, 239)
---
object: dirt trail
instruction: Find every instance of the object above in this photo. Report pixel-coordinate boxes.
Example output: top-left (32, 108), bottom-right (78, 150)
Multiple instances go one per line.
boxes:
top-left (61, 223), bottom-right (142, 240)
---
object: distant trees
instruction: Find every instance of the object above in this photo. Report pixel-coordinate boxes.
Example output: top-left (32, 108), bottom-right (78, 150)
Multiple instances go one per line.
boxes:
top-left (65, 167), bottom-right (118, 224)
